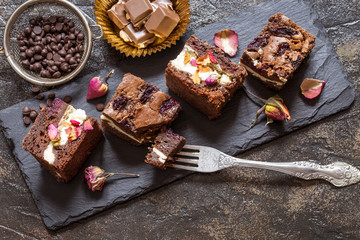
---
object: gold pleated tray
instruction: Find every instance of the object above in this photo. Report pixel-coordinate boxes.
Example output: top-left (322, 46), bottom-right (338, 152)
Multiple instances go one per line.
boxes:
top-left (94, 0), bottom-right (191, 58)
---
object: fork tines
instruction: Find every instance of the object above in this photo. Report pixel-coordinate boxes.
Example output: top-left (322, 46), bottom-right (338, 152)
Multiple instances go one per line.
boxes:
top-left (167, 145), bottom-right (200, 171)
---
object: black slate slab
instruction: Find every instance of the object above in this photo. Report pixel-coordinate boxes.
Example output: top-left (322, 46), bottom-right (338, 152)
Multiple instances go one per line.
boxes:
top-left (0, 0), bottom-right (354, 230)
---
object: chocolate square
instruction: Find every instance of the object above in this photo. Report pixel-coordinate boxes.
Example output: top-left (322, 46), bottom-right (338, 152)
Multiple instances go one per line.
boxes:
top-left (107, 2), bottom-right (129, 29)
top-left (124, 0), bottom-right (153, 24)
top-left (145, 5), bottom-right (180, 38)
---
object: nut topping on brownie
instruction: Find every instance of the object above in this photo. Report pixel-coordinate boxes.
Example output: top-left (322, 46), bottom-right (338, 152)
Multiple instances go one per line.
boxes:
top-left (240, 13), bottom-right (316, 91)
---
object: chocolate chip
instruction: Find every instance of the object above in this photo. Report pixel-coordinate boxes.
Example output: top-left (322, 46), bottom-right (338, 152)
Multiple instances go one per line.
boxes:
top-left (41, 48), bottom-right (48, 57)
top-left (63, 95), bottom-right (72, 103)
top-left (48, 92), bottom-right (56, 99)
top-left (39, 103), bottom-right (46, 109)
top-left (24, 27), bottom-right (32, 36)
top-left (56, 22), bottom-right (64, 32)
top-left (29, 110), bottom-right (38, 120)
top-left (49, 16), bottom-right (57, 24)
top-left (96, 103), bottom-right (105, 111)
top-left (47, 98), bottom-right (53, 107)
top-left (25, 49), bottom-right (34, 58)
top-left (33, 62), bottom-right (42, 72)
top-left (44, 24), bottom-right (51, 33)
top-left (77, 33), bottom-right (84, 41)
top-left (23, 116), bottom-right (31, 126)
top-left (33, 26), bottom-right (42, 35)
top-left (46, 52), bottom-right (53, 60)
top-left (22, 59), bottom-right (30, 68)
top-left (19, 52), bottom-right (27, 60)
top-left (53, 53), bottom-right (61, 62)
top-left (31, 86), bottom-right (40, 94)
top-left (52, 71), bottom-right (61, 78)
top-left (22, 106), bottom-right (31, 115)
top-left (29, 19), bottom-right (36, 26)
top-left (34, 54), bottom-right (43, 61)
top-left (35, 93), bottom-right (44, 101)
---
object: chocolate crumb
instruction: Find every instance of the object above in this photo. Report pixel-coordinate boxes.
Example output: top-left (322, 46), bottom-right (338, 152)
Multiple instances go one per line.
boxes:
top-left (31, 86), bottom-right (40, 94)
top-left (36, 93), bottom-right (45, 100)
top-left (63, 95), bottom-right (72, 103)
top-left (96, 103), bottom-right (105, 111)
top-left (48, 92), bottom-right (56, 99)
top-left (39, 103), bottom-right (46, 109)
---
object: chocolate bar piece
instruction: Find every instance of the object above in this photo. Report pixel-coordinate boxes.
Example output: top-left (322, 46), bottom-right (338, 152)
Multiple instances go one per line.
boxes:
top-left (145, 4), bottom-right (180, 38)
top-left (124, 0), bottom-right (153, 24)
top-left (107, 1), bottom-right (129, 29)
top-left (121, 24), bottom-right (155, 47)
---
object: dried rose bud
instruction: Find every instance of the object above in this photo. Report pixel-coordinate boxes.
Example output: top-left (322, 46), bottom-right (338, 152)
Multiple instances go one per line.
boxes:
top-left (205, 75), bottom-right (218, 85)
top-left (48, 123), bottom-right (60, 142)
top-left (84, 166), bottom-right (140, 192)
top-left (213, 29), bottom-right (239, 57)
top-left (264, 95), bottom-right (291, 124)
top-left (190, 59), bottom-right (197, 66)
top-left (84, 119), bottom-right (94, 131)
top-left (300, 78), bottom-right (325, 99)
top-left (244, 86), bottom-right (290, 127)
top-left (86, 69), bottom-right (114, 100)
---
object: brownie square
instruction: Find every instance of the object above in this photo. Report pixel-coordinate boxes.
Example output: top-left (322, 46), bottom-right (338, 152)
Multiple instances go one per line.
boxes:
top-left (145, 127), bottom-right (186, 169)
top-left (240, 13), bottom-right (316, 90)
top-left (101, 73), bottom-right (181, 146)
top-left (165, 35), bottom-right (247, 120)
top-left (22, 98), bottom-right (103, 183)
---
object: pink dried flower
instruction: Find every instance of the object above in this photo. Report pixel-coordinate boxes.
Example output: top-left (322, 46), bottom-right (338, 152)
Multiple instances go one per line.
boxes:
top-left (243, 86), bottom-right (291, 127)
top-left (84, 166), bottom-right (140, 192)
top-left (190, 59), bottom-right (198, 66)
top-left (300, 78), bottom-right (325, 99)
top-left (213, 29), bottom-right (239, 57)
top-left (48, 123), bottom-right (60, 142)
top-left (205, 75), bottom-right (218, 85)
top-left (70, 119), bottom-right (80, 126)
top-left (83, 119), bottom-right (94, 131)
top-left (87, 69), bottom-right (114, 100)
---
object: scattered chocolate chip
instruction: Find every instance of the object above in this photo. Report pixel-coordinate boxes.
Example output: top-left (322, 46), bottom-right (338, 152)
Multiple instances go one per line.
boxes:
top-left (39, 103), bottom-right (46, 109)
top-left (96, 103), bottom-right (105, 111)
top-left (48, 92), bottom-right (56, 99)
top-left (63, 95), bottom-right (72, 103)
top-left (29, 110), bottom-right (38, 120)
top-left (22, 106), bottom-right (31, 115)
top-left (36, 93), bottom-right (45, 100)
top-left (23, 116), bottom-right (31, 126)
top-left (47, 98), bottom-right (53, 107)
top-left (31, 86), bottom-right (40, 94)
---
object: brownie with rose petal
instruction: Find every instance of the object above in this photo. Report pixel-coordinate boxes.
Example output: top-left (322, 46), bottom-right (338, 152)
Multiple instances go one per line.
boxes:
top-left (101, 73), bottom-right (181, 146)
top-left (240, 13), bottom-right (316, 91)
top-left (165, 35), bottom-right (247, 120)
top-left (22, 98), bottom-right (103, 183)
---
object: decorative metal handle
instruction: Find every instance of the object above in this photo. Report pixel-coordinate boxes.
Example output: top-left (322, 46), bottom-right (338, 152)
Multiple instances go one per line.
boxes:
top-left (90, 24), bottom-right (103, 40)
top-left (223, 155), bottom-right (360, 187)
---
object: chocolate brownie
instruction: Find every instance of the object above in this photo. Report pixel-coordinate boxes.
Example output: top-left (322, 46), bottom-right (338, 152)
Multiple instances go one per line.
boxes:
top-left (22, 98), bottom-right (103, 183)
top-left (240, 13), bottom-right (316, 90)
top-left (101, 73), bottom-right (181, 146)
top-left (145, 127), bottom-right (186, 169)
top-left (165, 35), bottom-right (247, 120)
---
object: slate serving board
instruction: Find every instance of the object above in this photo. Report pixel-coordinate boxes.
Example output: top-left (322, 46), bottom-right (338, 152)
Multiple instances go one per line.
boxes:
top-left (0, 0), bottom-right (354, 230)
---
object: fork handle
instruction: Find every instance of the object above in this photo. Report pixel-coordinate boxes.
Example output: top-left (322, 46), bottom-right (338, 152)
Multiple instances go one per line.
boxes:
top-left (222, 155), bottom-right (360, 187)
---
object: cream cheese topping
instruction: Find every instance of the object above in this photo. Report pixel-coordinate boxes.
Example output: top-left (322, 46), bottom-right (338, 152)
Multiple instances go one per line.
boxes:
top-left (44, 142), bottom-right (55, 164)
top-left (153, 148), bottom-right (167, 164)
top-left (170, 45), bottom-right (233, 84)
top-left (58, 106), bottom-right (87, 146)
top-left (100, 115), bottom-right (144, 144)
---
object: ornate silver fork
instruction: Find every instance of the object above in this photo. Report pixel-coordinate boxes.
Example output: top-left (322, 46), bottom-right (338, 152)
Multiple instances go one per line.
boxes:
top-left (167, 145), bottom-right (360, 187)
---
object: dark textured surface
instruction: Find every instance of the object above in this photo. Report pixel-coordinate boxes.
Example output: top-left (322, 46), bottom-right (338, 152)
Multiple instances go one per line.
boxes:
top-left (0, 0), bottom-right (360, 239)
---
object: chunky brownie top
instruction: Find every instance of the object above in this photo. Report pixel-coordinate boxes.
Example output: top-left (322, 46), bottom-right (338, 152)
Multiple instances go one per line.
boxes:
top-left (103, 73), bottom-right (181, 132)
top-left (243, 13), bottom-right (316, 82)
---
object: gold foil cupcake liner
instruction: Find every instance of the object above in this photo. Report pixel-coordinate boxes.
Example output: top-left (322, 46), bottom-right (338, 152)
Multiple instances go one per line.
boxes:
top-left (94, 0), bottom-right (191, 58)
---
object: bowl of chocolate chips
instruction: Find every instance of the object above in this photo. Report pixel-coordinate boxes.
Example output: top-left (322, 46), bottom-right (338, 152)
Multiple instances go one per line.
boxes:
top-left (1, 0), bottom-right (103, 86)
top-left (94, 0), bottom-right (190, 58)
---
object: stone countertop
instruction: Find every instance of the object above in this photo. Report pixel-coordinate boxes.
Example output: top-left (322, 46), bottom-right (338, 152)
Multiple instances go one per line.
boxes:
top-left (0, 0), bottom-right (359, 239)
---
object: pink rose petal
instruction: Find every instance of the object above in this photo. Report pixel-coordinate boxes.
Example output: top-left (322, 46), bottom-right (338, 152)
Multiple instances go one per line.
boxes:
top-left (207, 51), bottom-right (218, 63)
top-left (190, 59), bottom-right (198, 66)
top-left (213, 29), bottom-right (239, 57)
top-left (48, 123), bottom-right (60, 142)
top-left (70, 119), bottom-right (81, 126)
top-left (84, 119), bottom-right (94, 131)
top-left (300, 78), bottom-right (325, 99)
